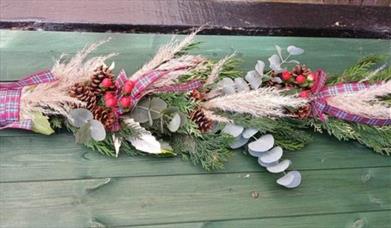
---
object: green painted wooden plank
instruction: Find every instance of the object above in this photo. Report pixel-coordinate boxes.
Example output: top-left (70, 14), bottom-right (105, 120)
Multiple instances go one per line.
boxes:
top-left (0, 167), bottom-right (390, 227)
top-left (0, 133), bottom-right (389, 182)
top-left (129, 211), bottom-right (391, 228)
top-left (1, 30), bottom-right (389, 81)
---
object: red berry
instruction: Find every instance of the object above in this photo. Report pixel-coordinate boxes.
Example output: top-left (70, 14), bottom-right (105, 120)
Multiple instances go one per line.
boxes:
top-left (104, 92), bottom-right (115, 100)
top-left (307, 73), bottom-right (315, 82)
top-left (120, 96), bottom-right (132, 108)
top-left (281, 71), bottom-right (292, 81)
top-left (101, 78), bottom-right (113, 88)
top-left (295, 75), bottom-right (306, 84)
top-left (299, 90), bottom-right (310, 98)
top-left (105, 97), bottom-right (117, 107)
top-left (123, 80), bottom-right (135, 94)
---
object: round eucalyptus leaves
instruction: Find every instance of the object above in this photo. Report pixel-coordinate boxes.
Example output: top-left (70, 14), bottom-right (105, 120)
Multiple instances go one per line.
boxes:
top-left (224, 128), bottom-right (302, 189)
top-left (68, 108), bottom-right (106, 143)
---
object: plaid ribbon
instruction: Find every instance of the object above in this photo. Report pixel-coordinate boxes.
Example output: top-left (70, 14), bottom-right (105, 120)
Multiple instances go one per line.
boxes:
top-left (154, 80), bottom-right (203, 93)
top-left (116, 68), bottom-right (202, 103)
top-left (311, 70), bottom-right (390, 126)
top-left (110, 68), bottom-right (202, 131)
top-left (0, 71), bottom-right (57, 130)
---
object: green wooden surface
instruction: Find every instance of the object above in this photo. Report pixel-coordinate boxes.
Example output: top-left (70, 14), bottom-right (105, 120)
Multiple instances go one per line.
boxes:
top-left (0, 30), bottom-right (390, 227)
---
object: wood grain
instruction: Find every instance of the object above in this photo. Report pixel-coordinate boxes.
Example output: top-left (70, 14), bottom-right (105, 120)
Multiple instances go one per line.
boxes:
top-left (0, 30), bottom-right (390, 227)
top-left (0, 31), bottom-right (389, 81)
top-left (129, 211), bottom-right (391, 228)
top-left (0, 0), bottom-right (390, 38)
top-left (1, 168), bottom-right (390, 227)
top-left (1, 133), bottom-right (389, 182)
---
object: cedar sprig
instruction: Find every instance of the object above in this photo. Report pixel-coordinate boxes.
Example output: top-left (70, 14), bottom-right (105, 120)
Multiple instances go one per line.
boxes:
top-left (308, 118), bottom-right (391, 155)
top-left (170, 133), bottom-right (234, 171)
top-left (329, 55), bottom-right (387, 84)
top-left (179, 57), bottom-right (241, 83)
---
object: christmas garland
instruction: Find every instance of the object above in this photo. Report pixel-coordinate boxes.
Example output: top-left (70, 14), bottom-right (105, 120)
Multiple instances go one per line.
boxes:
top-left (1, 31), bottom-right (390, 189)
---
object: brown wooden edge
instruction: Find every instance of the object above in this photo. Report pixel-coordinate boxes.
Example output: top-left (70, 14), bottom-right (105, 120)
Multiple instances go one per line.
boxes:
top-left (0, 1), bottom-right (390, 38)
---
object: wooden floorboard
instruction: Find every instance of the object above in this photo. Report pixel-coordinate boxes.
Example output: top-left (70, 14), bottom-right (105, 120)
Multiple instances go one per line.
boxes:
top-left (129, 211), bottom-right (391, 228)
top-left (0, 31), bottom-right (389, 82)
top-left (0, 30), bottom-right (390, 227)
top-left (0, 133), bottom-right (390, 182)
top-left (1, 168), bottom-right (390, 227)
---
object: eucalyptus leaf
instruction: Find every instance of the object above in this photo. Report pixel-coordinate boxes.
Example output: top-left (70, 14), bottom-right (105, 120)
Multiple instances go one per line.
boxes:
top-left (89, 119), bottom-right (106, 141)
top-left (245, 70), bottom-right (262, 89)
top-left (268, 54), bottom-right (284, 73)
top-left (230, 136), bottom-right (249, 149)
top-left (75, 122), bottom-right (92, 144)
top-left (223, 85), bottom-right (236, 95)
top-left (248, 134), bottom-right (274, 152)
top-left (277, 171), bottom-right (302, 188)
top-left (271, 76), bottom-right (283, 84)
top-left (150, 97), bottom-right (168, 119)
top-left (259, 146), bottom-right (283, 164)
top-left (275, 45), bottom-right (283, 60)
top-left (69, 108), bottom-right (93, 128)
top-left (129, 106), bottom-right (149, 123)
top-left (234, 77), bottom-right (250, 92)
top-left (258, 159), bottom-right (278, 168)
top-left (167, 113), bottom-right (181, 132)
top-left (248, 148), bottom-right (265, 157)
top-left (222, 124), bottom-right (244, 138)
top-left (255, 60), bottom-right (265, 76)
top-left (287, 45), bottom-right (304, 55)
top-left (220, 77), bottom-right (235, 86)
top-left (242, 128), bottom-right (258, 139)
top-left (266, 159), bottom-right (291, 173)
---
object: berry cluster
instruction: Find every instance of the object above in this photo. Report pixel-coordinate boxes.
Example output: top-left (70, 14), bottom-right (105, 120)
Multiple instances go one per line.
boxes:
top-left (272, 64), bottom-right (316, 99)
top-left (101, 78), bottom-right (136, 110)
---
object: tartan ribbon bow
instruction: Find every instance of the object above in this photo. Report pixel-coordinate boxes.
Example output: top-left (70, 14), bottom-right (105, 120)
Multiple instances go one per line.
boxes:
top-left (0, 71), bottom-right (57, 130)
top-left (110, 67), bottom-right (202, 131)
top-left (310, 70), bottom-right (391, 126)
top-left (115, 67), bottom-right (202, 106)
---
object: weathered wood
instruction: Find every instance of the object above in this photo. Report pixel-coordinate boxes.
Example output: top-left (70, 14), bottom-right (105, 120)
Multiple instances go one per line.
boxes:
top-left (129, 211), bottom-right (391, 228)
top-left (0, 133), bottom-right (389, 182)
top-left (0, 167), bottom-right (390, 227)
top-left (1, 30), bottom-right (390, 227)
top-left (0, 30), bottom-right (389, 81)
top-left (0, 0), bottom-right (390, 38)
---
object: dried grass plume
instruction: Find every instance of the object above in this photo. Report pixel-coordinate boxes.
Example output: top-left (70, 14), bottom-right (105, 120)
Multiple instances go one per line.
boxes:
top-left (202, 88), bottom-right (307, 118)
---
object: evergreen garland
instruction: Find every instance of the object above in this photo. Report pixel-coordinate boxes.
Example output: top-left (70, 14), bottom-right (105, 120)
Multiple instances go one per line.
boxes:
top-left (170, 133), bottom-right (234, 170)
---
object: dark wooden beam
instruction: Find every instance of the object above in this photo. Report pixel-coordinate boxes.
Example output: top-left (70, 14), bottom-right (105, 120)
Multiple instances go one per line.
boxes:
top-left (0, 0), bottom-right (390, 38)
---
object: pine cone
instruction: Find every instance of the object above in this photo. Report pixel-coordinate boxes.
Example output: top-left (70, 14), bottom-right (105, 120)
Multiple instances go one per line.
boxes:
top-left (90, 65), bottom-right (116, 93)
top-left (190, 90), bottom-right (205, 101)
top-left (294, 105), bottom-right (312, 119)
top-left (292, 64), bottom-right (311, 77)
top-left (91, 106), bottom-right (117, 129)
top-left (190, 109), bottom-right (213, 132)
top-left (68, 83), bottom-right (97, 109)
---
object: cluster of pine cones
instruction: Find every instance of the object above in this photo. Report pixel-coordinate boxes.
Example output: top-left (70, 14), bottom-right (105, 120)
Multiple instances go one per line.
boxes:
top-left (68, 66), bottom-right (117, 129)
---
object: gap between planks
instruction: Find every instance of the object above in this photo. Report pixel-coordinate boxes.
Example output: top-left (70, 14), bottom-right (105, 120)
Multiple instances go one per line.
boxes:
top-left (115, 209), bottom-right (391, 228)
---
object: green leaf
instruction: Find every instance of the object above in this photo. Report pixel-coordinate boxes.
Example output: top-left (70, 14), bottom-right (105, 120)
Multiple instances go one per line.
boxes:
top-left (31, 112), bottom-right (55, 135)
